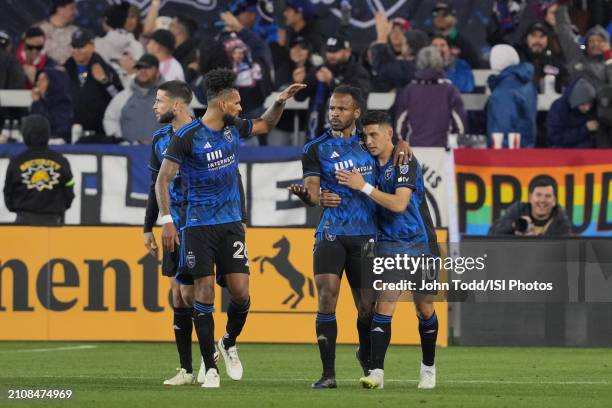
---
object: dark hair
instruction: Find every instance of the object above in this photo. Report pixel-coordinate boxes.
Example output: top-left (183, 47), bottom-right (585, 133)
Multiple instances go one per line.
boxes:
top-left (430, 33), bottom-right (448, 44)
top-left (25, 27), bottom-right (45, 39)
top-left (205, 68), bottom-right (236, 101)
top-left (158, 80), bottom-right (193, 104)
top-left (332, 84), bottom-right (365, 111)
top-left (198, 36), bottom-right (231, 74)
top-left (175, 15), bottom-right (198, 38)
top-left (362, 110), bottom-right (393, 127)
top-left (528, 175), bottom-right (558, 197)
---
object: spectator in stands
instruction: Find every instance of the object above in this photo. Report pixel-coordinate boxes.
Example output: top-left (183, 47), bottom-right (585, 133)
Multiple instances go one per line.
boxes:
top-left (547, 78), bottom-right (598, 148)
top-left (387, 17), bottom-right (412, 57)
top-left (64, 29), bottom-right (123, 135)
top-left (0, 31), bottom-right (25, 90)
top-left (370, 12), bottom-right (418, 90)
top-left (275, 36), bottom-right (314, 88)
top-left (15, 27), bottom-right (58, 89)
top-left (170, 15), bottom-right (199, 83)
top-left (362, 42), bottom-right (394, 93)
top-left (486, 44), bottom-right (537, 147)
top-left (431, 1), bottom-right (481, 68)
top-left (3, 114), bottom-right (74, 225)
top-left (394, 45), bottom-right (466, 147)
top-left (145, 29), bottom-right (184, 81)
top-left (486, 0), bottom-right (529, 46)
top-left (125, 4), bottom-right (144, 40)
top-left (220, 11), bottom-right (274, 75)
top-left (230, 0), bottom-right (279, 45)
top-left (550, 4), bottom-right (612, 88)
top-left (431, 34), bottom-right (475, 93)
top-left (36, 0), bottom-right (78, 65)
top-left (515, 22), bottom-right (567, 94)
top-left (103, 54), bottom-right (161, 144)
top-left (295, 34), bottom-right (371, 140)
top-left (271, 35), bottom-right (315, 145)
top-left (191, 36), bottom-right (232, 104)
top-left (489, 175), bottom-right (571, 236)
top-left (30, 66), bottom-right (73, 143)
top-left (281, 0), bottom-right (323, 56)
top-left (95, 2), bottom-right (144, 88)
top-left (218, 31), bottom-right (273, 145)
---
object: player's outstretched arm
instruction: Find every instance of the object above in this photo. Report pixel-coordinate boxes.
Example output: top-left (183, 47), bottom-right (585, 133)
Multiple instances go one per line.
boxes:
top-left (336, 168), bottom-right (411, 213)
top-left (251, 83), bottom-right (307, 135)
top-left (155, 159), bottom-right (181, 253)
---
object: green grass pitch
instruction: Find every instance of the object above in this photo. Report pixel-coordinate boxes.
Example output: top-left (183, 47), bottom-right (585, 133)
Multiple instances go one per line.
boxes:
top-left (0, 342), bottom-right (610, 408)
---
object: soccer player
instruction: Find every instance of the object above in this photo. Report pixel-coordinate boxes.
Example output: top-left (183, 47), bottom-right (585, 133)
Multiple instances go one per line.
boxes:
top-left (335, 111), bottom-right (439, 390)
top-left (289, 86), bottom-right (411, 389)
top-left (143, 80), bottom-right (198, 386)
top-left (156, 68), bottom-right (305, 388)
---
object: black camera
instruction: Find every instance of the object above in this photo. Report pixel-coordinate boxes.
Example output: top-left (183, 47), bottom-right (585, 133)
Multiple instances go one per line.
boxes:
top-left (514, 217), bottom-right (529, 233)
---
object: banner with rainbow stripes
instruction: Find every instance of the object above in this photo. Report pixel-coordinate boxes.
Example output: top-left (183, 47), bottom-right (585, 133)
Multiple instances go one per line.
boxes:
top-left (454, 149), bottom-right (612, 236)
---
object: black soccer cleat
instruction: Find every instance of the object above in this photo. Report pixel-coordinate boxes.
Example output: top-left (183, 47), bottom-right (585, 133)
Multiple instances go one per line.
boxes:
top-left (355, 347), bottom-right (370, 377)
top-left (311, 376), bottom-right (337, 389)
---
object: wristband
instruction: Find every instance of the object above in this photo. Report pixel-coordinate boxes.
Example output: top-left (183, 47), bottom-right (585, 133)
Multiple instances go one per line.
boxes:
top-left (361, 183), bottom-right (374, 196)
top-left (159, 214), bottom-right (173, 225)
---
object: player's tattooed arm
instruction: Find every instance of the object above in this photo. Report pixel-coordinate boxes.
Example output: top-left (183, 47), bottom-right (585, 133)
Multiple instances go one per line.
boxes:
top-left (251, 83), bottom-right (307, 135)
top-left (155, 159), bottom-right (180, 252)
top-left (336, 168), bottom-right (411, 213)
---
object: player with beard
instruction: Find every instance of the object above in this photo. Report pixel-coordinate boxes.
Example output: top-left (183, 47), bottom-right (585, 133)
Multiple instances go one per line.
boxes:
top-left (156, 69), bottom-right (305, 388)
top-left (289, 85), bottom-right (411, 389)
top-left (143, 80), bottom-right (199, 385)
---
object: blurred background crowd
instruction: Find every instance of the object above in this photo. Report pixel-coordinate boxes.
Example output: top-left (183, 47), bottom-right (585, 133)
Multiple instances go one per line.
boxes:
top-left (0, 0), bottom-right (611, 148)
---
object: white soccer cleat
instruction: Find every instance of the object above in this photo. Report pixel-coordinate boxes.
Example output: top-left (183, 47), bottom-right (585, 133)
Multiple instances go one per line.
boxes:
top-left (197, 352), bottom-right (220, 384)
top-left (201, 368), bottom-right (220, 388)
top-left (359, 368), bottom-right (384, 389)
top-left (418, 362), bottom-right (436, 389)
top-left (217, 337), bottom-right (243, 380)
top-left (163, 368), bottom-right (195, 386)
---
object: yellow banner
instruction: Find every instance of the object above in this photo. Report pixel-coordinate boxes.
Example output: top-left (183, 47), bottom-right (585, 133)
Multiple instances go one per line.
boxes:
top-left (0, 227), bottom-right (447, 345)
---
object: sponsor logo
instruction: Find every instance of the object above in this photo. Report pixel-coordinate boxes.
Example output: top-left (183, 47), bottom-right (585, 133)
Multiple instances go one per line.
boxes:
top-left (333, 160), bottom-right (354, 171)
top-left (206, 150), bottom-right (223, 161)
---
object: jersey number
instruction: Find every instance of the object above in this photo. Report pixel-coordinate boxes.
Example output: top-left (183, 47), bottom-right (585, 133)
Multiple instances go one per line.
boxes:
top-left (233, 241), bottom-right (248, 259)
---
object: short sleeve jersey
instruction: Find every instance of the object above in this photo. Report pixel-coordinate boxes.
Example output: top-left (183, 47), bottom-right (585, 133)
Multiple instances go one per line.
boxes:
top-left (149, 124), bottom-right (183, 227)
top-left (164, 118), bottom-right (252, 228)
top-left (302, 130), bottom-right (377, 237)
top-left (375, 156), bottom-right (438, 255)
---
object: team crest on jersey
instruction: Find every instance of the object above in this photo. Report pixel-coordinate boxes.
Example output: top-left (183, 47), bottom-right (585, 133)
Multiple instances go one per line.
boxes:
top-left (186, 251), bottom-right (196, 269)
top-left (384, 166), bottom-right (393, 180)
top-left (223, 127), bottom-right (233, 143)
top-left (20, 159), bottom-right (61, 191)
top-left (325, 230), bottom-right (337, 242)
top-left (399, 164), bottom-right (410, 175)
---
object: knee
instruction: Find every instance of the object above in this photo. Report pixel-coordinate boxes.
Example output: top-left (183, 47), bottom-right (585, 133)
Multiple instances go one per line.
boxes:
top-left (230, 290), bottom-right (250, 305)
top-left (317, 288), bottom-right (338, 314)
top-left (180, 288), bottom-right (195, 307)
top-left (416, 303), bottom-right (435, 320)
top-left (356, 302), bottom-right (374, 319)
top-left (194, 280), bottom-right (215, 303)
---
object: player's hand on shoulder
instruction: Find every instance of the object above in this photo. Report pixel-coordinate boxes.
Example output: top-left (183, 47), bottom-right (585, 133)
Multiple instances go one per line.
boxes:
top-left (393, 140), bottom-right (412, 165)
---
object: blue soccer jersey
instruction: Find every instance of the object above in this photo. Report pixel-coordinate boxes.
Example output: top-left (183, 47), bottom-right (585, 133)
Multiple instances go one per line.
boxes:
top-left (164, 117), bottom-right (252, 228)
top-left (149, 124), bottom-right (183, 227)
top-left (302, 130), bottom-right (377, 237)
top-left (375, 156), bottom-right (438, 256)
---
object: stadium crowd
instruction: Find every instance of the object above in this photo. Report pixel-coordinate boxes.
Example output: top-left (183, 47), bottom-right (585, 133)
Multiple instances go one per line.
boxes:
top-left (0, 0), bottom-right (611, 148)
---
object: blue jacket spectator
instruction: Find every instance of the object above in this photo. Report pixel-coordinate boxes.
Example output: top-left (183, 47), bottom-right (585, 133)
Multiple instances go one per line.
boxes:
top-left (547, 78), bottom-right (597, 148)
top-left (486, 44), bottom-right (537, 147)
top-left (30, 67), bottom-right (73, 142)
top-left (432, 35), bottom-right (474, 93)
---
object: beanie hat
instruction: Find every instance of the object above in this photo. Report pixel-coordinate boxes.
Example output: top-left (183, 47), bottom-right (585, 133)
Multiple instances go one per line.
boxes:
top-left (489, 44), bottom-right (520, 73)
